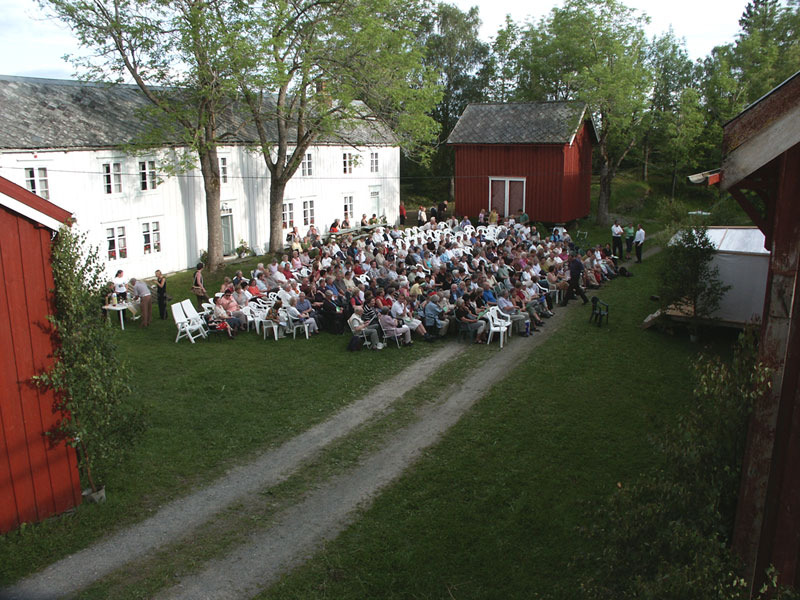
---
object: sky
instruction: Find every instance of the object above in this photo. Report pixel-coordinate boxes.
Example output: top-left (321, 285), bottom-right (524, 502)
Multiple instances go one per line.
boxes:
top-left (0, 0), bottom-right (749, 80)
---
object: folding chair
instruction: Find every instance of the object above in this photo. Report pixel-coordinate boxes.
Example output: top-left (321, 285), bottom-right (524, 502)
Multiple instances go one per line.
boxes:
top-left (171, 303), bottom-right (206, 343)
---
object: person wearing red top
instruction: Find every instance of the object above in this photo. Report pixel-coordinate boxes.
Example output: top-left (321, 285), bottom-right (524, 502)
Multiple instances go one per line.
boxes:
top-left (399, 202), bottom-right (407, 226)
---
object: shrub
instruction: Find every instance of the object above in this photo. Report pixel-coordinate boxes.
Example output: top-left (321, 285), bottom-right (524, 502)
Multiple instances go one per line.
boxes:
top-left (34, 226), bottom-right (147, 492)
top-left (577, 329), bottom-right (781, 599)
top-left (658, 226), bottom-right (731, 331)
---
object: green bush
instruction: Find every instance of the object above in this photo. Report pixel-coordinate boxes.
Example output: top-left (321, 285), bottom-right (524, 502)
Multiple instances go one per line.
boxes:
top-left (34, 226), bottom-right (147, 492)
top-left (577, 329), bottom-right (786, 599)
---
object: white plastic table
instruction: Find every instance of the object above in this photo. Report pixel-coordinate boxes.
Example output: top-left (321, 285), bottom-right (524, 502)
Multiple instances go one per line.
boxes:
top-left (103, 303), bottom-right (130, 330)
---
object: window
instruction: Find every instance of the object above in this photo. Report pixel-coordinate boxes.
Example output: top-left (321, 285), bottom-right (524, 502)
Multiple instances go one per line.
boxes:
top-left (301, 153), bottom-right (312, 176)
top-left (103, 162), bottom-right (122, 194)
top-left (139, 160), bottom-right (157, 190)
top-left (343, 153), bottom-right (354, 174)
top-left (370, 152), bottom-right (379, 173)
top-left (303, 199), bottom-right (315, 226)
top-left (219, 157), bottom-right (228, 183)
top-left (106, 226), bottom-right (127, 260)
top-left (25, 167), bottom-right (50, 200)
top-left (343, 195), bottom-right (354, 219)
top-left (370, 188), bottom-right (380, 205)
top-left (142, 221), bottom-right (161, 254)
top-left (282, 202), bottom-right (294, 229)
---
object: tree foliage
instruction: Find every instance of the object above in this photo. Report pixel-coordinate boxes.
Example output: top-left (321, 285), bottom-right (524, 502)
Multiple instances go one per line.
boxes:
top-left (41, 0), bottom-right (245, 271)
top-left (513, 0), bottom-right (651, 224)
top-left (223, 0), bottom-right (440, 251)
top-left (658, 227), bottom-right (731, 326)
top-left (578, 329), bottom-right (783, 599)
top-left (33, 226), bottom-right (146, 492)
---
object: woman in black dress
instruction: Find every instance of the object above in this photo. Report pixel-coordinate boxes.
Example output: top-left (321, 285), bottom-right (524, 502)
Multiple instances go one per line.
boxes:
top-left (155, 269), bottom-right (168, 319)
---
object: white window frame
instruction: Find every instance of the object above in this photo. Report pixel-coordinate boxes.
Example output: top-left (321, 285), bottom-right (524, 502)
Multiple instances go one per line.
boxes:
top-left (343, 195), bottom-right (354, 220)
top-left (219, 157), bottom-right (228, 184)
top-left (488, 177), bottom-right (526, 216)
top-left (25, 167), bottom-right (50, 200)
top-left (301, 153), bottom-right (313, 176)
top-left (106, 225), bottom-right (127, 261)
top-left (142, 221), bottom-right (161, 254)
top-left (370, 151), bottom-right (379, 173)
top-left (343, 152), bottom-right (354, 174)
top-left (103, 162), bottom-right (123, 195)
top-left (282, 202), bottom-right (294, 229)
top-left (139, 160), bottom-right (157, 191)
top-left (303, 198), bottom-right (315, 226)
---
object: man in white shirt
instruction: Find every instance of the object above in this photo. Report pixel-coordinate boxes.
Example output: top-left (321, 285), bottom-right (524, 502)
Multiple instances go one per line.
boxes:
top-left (611, 220), bottom-right (624, 258)
top-left (634, 224), bottom-right (646, 263)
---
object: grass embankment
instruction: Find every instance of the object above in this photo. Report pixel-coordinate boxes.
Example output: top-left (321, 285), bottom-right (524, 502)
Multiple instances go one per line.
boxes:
top-left (0, 257), bottom-right (436, 586)
top-left (264, 253), bottom-right (736, 599)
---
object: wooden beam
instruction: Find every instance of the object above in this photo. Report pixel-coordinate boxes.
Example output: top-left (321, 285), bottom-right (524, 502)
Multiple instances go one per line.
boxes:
top-left (729, 188), bottom-right (769, 238)
top-left (722, 101), bottom-right (800, 192)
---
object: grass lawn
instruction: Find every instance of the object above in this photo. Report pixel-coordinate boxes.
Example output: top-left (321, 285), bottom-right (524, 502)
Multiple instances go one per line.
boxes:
top-left (263, 253), bottom-right (739, 599)
top-left (0, 258), bottom-right (436, 586)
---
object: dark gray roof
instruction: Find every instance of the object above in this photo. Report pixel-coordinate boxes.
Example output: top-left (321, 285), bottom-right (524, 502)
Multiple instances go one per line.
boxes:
top-left (446, 101), bottom-right (596, 145)
top-left (0, 75), bottom-right (395, 150)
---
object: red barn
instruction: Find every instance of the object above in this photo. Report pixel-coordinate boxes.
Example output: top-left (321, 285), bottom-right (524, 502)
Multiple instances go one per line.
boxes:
top-left (447, 101), bottom-right (597, 223)
top-left (0, 175), bottom-right (81, 533)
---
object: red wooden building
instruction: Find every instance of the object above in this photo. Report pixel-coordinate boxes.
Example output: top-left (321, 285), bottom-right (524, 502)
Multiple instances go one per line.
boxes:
top-left (0, 174), bottom-right (81, 533)
top-left (447, 101), bottom-right (597, 223)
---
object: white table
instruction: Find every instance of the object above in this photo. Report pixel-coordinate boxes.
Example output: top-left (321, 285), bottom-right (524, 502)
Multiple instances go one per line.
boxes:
top-left (103, 303), bottom-right (130, 330)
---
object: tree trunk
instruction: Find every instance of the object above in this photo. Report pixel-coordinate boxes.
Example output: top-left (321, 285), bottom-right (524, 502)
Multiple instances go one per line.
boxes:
top-left (596, 160), bottom-right (612, 226)
top-left (198, 145), bottom-right (223, 272)
top-left (269, 177), bottom-right (288, 253)
top-left (670, 164), bottom-right (678, 200)
top-left (642, 141), bottom-right (650, 182)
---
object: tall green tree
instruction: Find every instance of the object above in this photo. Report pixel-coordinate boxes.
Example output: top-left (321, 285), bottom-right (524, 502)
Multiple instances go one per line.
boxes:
top-left (485, 16), bottom-right (520, 103)
top-left (226, 0), bottom-right (440, 251)
top-left (517, 0), bottom-right (650, 225)
top-left (639, 29), bottom-right (695, 183)
top-left (43, 0), bottom-right (241, 271)
top-left (405, 3), bottom-right (489, 199)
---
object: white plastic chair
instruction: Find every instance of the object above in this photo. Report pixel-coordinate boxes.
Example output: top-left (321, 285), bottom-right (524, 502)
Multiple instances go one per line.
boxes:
top-left (171, 303), bottom-right (206, 343)
top-left (378, 318), bottom-right (402, 348)
top-left (181, 299), bottom-right (210, 335)
top-left (538, 282), bottom-right (561, 306)
top-left (348, 319), bottom-right (373, 349)
top-left (485, 307), bottom-right (509, 349)
top-left (286, 310), bottom-right (310, 339)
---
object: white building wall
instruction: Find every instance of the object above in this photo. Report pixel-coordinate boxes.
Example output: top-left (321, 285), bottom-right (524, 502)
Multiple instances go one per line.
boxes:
top-left (0, 143), bottom-right (398, 280)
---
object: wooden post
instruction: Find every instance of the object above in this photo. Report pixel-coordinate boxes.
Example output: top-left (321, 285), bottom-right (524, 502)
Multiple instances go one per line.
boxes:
top-left (733, 144), bottom-right (800, 593)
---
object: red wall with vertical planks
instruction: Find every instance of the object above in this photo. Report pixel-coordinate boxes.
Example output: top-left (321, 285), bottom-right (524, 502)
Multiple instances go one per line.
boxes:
top-left (0, 182), bottom-right (80, 534)
top-left (452, 120), bottom-right (594, 223)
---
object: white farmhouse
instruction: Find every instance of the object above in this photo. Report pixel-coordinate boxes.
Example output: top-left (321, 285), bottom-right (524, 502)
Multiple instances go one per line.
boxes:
top-left (0, 75), bottom-right (400, 279)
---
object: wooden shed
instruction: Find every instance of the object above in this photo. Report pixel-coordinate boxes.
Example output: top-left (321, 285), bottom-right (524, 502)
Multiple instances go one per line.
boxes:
top-left (0, 174), bottom-right (81, 533)
top-left (446, 102), bottom-right (597, 223)
top-left (716, 71), bottom-right (800, 593)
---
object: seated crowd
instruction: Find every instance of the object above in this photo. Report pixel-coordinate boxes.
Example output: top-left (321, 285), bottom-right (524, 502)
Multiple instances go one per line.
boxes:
top-left (203, 215), bottom-right (622, 348)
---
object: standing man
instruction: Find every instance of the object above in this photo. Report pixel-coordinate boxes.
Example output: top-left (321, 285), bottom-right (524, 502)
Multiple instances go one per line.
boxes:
top-left (634, 224), bottom-right (646, 263)
top-left (129, 277), bottom-right (152, 327)
top-left (560, 252), bottom-right (589, 306)
top-left (611, 219), bottom-right (624, 259)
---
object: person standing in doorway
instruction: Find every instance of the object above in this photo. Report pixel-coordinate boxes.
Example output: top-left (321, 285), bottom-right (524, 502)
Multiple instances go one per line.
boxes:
top-left (634, 224), bottom-right (646, 263)
top-left (155, 269), bottom-right (168, 319)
